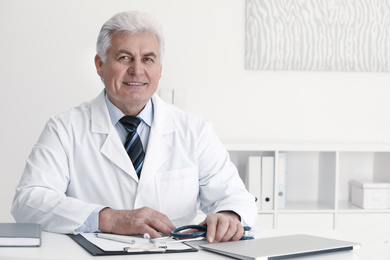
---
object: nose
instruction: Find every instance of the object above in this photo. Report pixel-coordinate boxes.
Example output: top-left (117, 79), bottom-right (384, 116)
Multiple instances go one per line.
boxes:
top-left (127, 60), bottom-right (144, 76)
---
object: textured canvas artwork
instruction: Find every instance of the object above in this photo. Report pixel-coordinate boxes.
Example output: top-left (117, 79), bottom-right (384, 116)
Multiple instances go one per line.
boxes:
top-left (245, 0), bottom-right (390, 71)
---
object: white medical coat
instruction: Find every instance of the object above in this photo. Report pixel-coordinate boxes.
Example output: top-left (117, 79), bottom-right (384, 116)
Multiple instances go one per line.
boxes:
top-left (12, 91), bottom-right (257, 233)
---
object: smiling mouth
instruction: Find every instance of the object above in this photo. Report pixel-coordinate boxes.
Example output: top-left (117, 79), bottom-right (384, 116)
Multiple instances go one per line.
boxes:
top-left (123, 82), bottom-right (146, 86)
top-left (122, 81), bottom-right (146, 86)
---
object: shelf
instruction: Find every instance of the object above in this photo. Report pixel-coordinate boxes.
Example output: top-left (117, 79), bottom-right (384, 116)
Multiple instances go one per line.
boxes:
top-left (225, 142), bottom-right (390, 258)
top-left (224, 141), bottom-right (390, 152)
top-left (226, 142), bottom-right (390, 233)
top-left (337, 201), bottom-right (390, 213)
top-left (279, 201), bottom-right (334, 212)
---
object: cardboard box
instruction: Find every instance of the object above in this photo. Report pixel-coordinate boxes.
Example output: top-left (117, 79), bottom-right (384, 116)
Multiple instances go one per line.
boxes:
top-left (351, 180), bottom-right (390, 209)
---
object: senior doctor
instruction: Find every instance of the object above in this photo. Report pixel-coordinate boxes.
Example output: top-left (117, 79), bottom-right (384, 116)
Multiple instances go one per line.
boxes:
top-left (12, 11), bottom-right (257, 243)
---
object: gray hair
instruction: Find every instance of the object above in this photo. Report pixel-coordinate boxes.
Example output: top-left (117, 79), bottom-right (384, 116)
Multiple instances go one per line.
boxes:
top-left (96, 11), bottom-right (164, 64)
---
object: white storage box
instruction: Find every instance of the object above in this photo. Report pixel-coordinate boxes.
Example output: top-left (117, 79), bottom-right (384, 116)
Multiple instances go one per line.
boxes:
top-left (351, 180), bottom-right (390, 209)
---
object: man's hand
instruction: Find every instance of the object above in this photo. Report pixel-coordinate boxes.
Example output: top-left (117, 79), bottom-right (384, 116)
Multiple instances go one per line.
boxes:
top-left (200, 211), bottom-right (243, 243)
top-left (98, 207), bottom-right (175, 238)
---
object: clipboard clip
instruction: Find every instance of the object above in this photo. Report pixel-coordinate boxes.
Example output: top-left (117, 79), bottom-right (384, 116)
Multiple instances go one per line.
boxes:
top-left (123, 246), bottom-right (166, 253)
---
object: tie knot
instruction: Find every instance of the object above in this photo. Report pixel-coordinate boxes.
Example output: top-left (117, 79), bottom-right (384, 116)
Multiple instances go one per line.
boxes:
top-left (120, 116), bottom-right (141, 131)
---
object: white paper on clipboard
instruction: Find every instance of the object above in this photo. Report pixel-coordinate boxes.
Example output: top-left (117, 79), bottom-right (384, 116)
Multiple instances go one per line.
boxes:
top-left (80, 233), bottom-right (192, 251)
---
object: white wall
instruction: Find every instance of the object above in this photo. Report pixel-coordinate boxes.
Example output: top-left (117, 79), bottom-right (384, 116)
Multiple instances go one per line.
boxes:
top-left (1, 0), bottom-right (390, 222)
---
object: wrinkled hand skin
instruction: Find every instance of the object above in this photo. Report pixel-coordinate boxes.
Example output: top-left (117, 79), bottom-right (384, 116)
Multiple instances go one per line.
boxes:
top-left (200, 211), bottom-right (243, 243)
top-left (99, 207), bottom-right (176, 238)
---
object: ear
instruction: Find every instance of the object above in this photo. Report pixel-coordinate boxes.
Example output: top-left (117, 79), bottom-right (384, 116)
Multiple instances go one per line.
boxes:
top-left (95, 54), bottom-right (104, 77)
top-left (158, 65), bottom-right (163, 79)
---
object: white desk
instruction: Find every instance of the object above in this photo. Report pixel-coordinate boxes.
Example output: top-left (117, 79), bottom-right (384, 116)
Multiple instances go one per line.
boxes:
top-left (0, 231), bottom-right (359, 260)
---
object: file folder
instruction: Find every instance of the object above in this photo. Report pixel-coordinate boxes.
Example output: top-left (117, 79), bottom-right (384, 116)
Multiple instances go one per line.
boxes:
top-left (261, 156), bottom-right (274, 210)
top-left (247, 156), bottom-right (262, 210)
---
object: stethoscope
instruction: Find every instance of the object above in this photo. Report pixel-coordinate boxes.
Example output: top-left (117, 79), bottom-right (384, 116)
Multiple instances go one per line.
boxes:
top-left (147, 225), bottom-right (254, 245)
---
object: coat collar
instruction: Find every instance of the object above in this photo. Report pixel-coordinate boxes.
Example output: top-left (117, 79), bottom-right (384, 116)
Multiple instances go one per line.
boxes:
top-left (91, 90), bottom-right (112, 134)
top-left (150, 93), bottom-right (175, 135)
top-left (90, 90), bottom-right (175, 135)
top-left (90, 90), bottom-right (175, 183)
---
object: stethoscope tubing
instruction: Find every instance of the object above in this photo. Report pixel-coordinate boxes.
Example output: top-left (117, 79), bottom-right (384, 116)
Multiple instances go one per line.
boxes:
top-left (171, 225), bottom-right (207, 238)
top-left (170, 225), bottom-right (253, 240)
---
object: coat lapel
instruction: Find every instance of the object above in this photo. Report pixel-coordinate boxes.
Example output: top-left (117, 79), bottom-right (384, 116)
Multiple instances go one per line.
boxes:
top-left (91, 91), bottom-right (138, 181)
top-left (137, 95), bottom-right (175, 191)
top-left (100, 131), bottom-right (137, 180)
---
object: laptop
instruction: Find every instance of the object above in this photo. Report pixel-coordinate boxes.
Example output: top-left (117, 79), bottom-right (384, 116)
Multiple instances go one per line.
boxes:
top-left (199, 234), bottom-right (360, 260)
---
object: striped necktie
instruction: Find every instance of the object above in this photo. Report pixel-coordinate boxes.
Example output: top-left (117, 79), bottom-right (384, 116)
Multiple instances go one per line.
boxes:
top-left (120, 116), bottom-right (145, 178)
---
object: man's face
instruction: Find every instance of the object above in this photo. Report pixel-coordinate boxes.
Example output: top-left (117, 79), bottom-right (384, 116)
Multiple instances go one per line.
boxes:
top-left (95, 32), bottom-right (162, 115)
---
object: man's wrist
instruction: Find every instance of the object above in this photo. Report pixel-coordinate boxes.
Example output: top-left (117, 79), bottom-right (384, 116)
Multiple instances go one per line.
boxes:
top-left (99, 207), bottom-right (114, 233)
top-left (217, 210), bottom-right (241, 221)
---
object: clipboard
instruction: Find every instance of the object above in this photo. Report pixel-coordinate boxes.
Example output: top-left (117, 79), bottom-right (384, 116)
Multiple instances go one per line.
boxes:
top-left (68, 234), bottom-right (198, 256)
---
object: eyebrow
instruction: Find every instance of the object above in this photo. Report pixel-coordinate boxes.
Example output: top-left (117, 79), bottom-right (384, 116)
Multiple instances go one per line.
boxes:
top-left (117, 50), bottom-right (157, 58)
top-left (117, 49), bottom-right (133, 56)
top-left (143, 52), bottom-right (157, 58)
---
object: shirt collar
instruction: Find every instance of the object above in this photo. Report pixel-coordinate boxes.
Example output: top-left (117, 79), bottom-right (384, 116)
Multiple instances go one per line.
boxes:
top-left (105, 92), bottom-right (153, 127)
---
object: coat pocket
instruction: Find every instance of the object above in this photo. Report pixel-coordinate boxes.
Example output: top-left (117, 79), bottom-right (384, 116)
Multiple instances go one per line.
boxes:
top-left (155, 167), bottom-right (199, 224)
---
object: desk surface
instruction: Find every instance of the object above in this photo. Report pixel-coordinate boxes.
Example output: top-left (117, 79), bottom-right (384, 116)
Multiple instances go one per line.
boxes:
top-left (0, 230), bottom-right (359, 260)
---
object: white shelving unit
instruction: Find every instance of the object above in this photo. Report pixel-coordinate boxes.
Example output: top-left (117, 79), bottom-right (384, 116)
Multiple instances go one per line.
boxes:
top-left (225, 142), bottom-right (390, 259)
